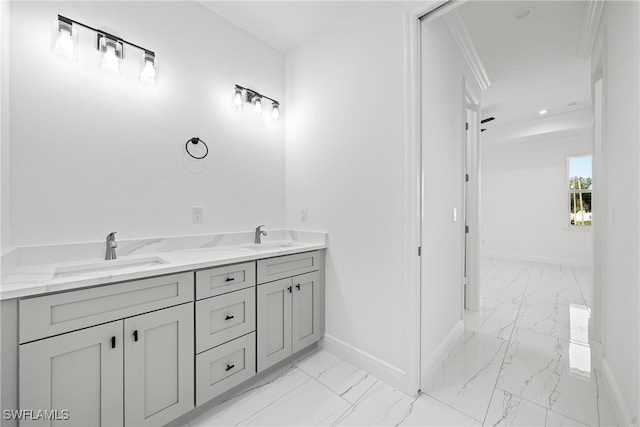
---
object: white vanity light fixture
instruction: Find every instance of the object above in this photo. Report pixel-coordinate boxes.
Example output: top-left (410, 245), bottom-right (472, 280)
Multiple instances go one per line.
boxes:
top-left (253, 95), bottom-right (263, 115)
top-left (51, 16), bottom-right (78, 60)
top-left (233, 86), bottom-right (244, 109)
top-left (271, 102), bottom-right (280, 122)
top-left (99, 35), bottom-right (124, 73)
top-left (233, 84), bottom-right (281, 121)
top-left (139, 51), bottom-right (157, 84)
top-left (52, 15), bottom-right (157, 83)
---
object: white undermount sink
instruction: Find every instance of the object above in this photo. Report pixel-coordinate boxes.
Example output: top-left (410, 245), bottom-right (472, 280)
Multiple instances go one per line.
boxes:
top-left (53, 256), bottom-right (168, 279)
top-left (242, 241), bottom-right (301, 251)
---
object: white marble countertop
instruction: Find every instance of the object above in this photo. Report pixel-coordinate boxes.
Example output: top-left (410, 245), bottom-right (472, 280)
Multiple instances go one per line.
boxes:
top-left (1, 230), bottom-right (327, 300)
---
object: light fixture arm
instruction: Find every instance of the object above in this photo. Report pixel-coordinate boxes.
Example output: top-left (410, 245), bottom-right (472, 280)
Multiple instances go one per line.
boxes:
top-left (58, 14), bottom-right (155, 57)
top-left (235, 84), bottom-right (278, 105)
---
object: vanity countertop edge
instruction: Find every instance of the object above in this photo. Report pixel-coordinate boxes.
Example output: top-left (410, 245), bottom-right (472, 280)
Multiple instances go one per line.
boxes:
top-left (1, 241), bottom-right (327, 301)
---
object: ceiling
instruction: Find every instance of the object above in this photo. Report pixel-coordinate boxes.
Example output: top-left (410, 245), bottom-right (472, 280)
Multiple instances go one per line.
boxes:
top-left (198, 1), bottom-right (592, 145)
top-left (198, 1), bottom-right (364, 53)
top-left (457, 0), bottom-right (591, 144)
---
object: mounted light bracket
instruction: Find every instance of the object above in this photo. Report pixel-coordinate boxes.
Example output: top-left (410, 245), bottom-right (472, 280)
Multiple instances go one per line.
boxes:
top-left (233, 84), bottom-right (281, 122)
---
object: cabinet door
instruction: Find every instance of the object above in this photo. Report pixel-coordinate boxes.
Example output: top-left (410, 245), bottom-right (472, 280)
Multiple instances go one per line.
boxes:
top-left (124, 303), bottom-right (194, 426)
top-left (19, 321), bottom-right (123, 427)
top-left (256, 278), bottom-right (292, 372)
top-left (292, 271), bottom-right (322, 353)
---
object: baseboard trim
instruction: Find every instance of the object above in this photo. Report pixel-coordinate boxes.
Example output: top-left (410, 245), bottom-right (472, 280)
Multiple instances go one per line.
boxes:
top-left (482, 252), bottom-right (590, 268)
top-left (601, 358), bottom-right (634, 426)
top-left (319, 334), bottom-right (412, 395)
top-left (420, 320), bottom-right (464, 389)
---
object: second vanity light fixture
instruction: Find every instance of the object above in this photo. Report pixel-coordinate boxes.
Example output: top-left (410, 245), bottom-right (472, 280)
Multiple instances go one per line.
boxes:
top-left (234, 84), bottom-right (280, 122)
top-left (52, 15), bottom-right (157, 84)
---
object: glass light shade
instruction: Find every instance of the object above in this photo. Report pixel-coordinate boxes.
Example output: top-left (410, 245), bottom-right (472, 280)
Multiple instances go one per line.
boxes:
top-left (139, 53), bottom-right (157, 84)
top-left (233, 88), bottom-right (244, 109)
top-left (271, 103), bottom-right (280, 122)
top-left (99, 37), bottom-right (123, 73)
top-left (253, 96), bottom-right (262, 115)
top-left (51, 20), bottom-right (78, 61)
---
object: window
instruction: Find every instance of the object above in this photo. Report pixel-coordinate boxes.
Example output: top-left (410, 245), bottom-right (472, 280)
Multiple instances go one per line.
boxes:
top-left (568, 155), bottom-right (592, 226)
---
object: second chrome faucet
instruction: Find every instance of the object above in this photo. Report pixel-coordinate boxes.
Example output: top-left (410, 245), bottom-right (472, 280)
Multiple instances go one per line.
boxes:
top-left (254, 225), bottom-right (267, 244)
top-left (105, 232), bottom-right (117, 260)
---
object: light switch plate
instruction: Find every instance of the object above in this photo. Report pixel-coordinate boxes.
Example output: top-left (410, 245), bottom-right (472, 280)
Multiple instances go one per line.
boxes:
top-left (192, 206), bottom-right (203, 224)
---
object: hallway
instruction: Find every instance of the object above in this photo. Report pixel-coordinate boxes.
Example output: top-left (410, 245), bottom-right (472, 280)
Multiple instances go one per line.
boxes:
top-left (188, 258), bottom-right (617, 427)
top-left (423, 258), bottom-right (616, 426)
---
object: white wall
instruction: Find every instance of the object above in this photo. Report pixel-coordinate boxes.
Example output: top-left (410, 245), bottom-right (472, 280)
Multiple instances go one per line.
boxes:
top-left (285, 2), bottom-right (422, 387)
top-left (1, 0), bottom-right (10, 253)
top-left (481, 134), bottom-right (593, 266)
top-left (5, 1), bottom-right (285, 249)
top-left (599, 1), bottom-right (639, 424)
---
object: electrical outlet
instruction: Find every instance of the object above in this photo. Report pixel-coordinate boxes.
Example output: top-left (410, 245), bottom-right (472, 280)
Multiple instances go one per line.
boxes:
top-left (192, 206), bottom-right (203, 224)
top-left (300, 208), bottom-right (308, 222)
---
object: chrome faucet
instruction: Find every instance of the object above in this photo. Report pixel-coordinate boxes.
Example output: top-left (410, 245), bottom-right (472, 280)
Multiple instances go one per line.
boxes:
top-left (105, 232), bottom-right (118, 260)
top-left (254, 225), bottom-right (267, 244)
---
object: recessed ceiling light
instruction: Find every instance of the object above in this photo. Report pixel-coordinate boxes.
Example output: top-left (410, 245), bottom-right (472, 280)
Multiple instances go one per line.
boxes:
top-left (514, 7), bottom-right (533, 20)
top-left (539, 109), bottom-right (548, 115)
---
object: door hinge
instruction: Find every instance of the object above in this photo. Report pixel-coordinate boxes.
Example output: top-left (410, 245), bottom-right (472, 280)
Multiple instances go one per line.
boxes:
top-left (465, 174), bottom-right (469, 182)
top-left (465, 225), bottom-right (469, 234)
top-left (418, 246), bottom-right (421, 256)
top-left (465, 122), bottom-right (469, 131)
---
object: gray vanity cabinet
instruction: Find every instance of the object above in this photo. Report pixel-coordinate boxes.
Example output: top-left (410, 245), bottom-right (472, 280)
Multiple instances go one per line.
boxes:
top-left (18, 273), bottom-right (194, 427)
top-left (256, 251), bottom-right (323, 372)
top-left (12, 250), bottom-right (324, 426)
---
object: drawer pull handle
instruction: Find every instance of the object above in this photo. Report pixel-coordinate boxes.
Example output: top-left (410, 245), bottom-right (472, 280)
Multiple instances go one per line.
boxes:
top-left (111, 336), bottom-right (116, 349)
top-left (225, 277), bottom-right (235, 282)
top-left (225, 315), bottom-right (235, 320)
top-left (226, 364), bottom-right (235, 371)
top-left (296, 284), bottom-right (301, 291)
top-left (133, 330), bottom-right (139, 342)
top-left (288, 286), bottom-right (292, 293)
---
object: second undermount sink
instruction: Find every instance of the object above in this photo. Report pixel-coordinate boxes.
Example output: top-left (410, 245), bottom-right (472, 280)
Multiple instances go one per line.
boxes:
top-left (53, 256), bottom-right (168, 279)
top-left (242, 241), bottom-right (301, 251)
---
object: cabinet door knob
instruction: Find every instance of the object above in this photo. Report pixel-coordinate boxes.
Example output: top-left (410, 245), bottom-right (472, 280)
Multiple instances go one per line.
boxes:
top-left (225, 315), bottom-right (235, 320)
top-left (288, 286), bottom-right (292, 293)
top-left (225, 277), bottom-right (235, 282)
top-left (296, 284), bottom-right (301, 291)
top-left (111, 336), bottom-right (116, 349)
top-left (225, 364), bottom-right (235, 371)
top-left (133, 330), bottom-right (139, 342)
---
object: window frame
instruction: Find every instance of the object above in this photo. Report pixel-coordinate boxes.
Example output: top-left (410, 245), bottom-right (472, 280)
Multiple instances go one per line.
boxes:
top-left (567, 155), bottom-right (593, 228)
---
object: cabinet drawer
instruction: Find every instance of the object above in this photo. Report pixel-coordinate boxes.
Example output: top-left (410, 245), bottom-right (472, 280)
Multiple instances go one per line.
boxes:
top-left (196, 262), bottom-right (256, 300)
top-left (257, 251), bottom-right (320, 284)
top-left (195, 287), bottom-right (256, 353)
top-left (196, 332), bottom-right (256, 406)
top-left (19, 272), bottom-right (194, 344)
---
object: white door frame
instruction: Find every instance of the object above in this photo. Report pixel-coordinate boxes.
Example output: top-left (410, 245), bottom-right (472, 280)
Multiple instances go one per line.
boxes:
top-left (464, 95), bottom-right (481, 312)
top-left (401, 0), bottom-right (476, 393)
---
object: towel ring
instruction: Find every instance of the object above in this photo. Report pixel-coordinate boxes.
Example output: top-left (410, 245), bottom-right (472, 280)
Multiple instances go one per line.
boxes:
top-left (185, 137), bottom-right (208, 160)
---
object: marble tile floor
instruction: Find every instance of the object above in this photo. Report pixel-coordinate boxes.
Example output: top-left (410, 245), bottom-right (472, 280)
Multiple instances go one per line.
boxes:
top-left (427, 258), bottom-right (618, 427)
top-left (190, 258), bottom-right (618, 427)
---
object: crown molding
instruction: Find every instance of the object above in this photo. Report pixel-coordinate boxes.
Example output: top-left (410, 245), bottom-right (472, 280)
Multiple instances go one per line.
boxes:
top-left (577, 0), bottom-right (605, 58)
top-left (443, 9), bottom-right (491, 91)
